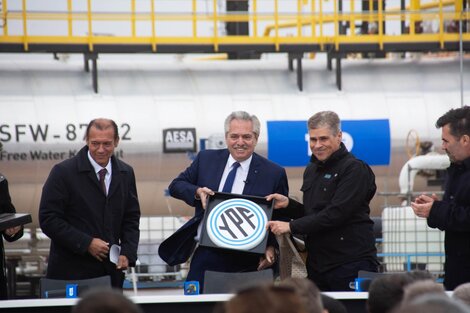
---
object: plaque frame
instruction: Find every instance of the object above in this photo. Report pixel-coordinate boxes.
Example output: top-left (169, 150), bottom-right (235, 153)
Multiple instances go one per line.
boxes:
top-left (199, 192), bottom-right (273, 254)
top-left (0, 213), bottom-right (32, 232)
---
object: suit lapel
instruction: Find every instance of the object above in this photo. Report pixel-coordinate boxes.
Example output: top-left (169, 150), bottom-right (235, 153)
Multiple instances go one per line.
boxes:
top-left (243, 153), bottom-right (260, 195)
top-left (77, 146), bottom-right (103, 194)
top-left (213, 150), bottom-right (230, 191)
top-left (108, 157), bottom-right (121, 198)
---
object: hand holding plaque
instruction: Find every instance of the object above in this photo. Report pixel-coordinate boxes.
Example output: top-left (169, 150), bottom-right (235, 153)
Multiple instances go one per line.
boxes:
top-left (199, 192), bottom-right (273, 254)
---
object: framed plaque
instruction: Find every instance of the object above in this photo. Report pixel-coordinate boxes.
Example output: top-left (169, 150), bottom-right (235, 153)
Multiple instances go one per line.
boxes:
top-left (0, 213), bottom-right (32, 232)
top-left (199, 192), bottom-right (273, 254)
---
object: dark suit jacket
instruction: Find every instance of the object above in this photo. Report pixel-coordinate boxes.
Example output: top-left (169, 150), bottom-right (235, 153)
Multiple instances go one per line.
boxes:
top-left (0, 174), bottom-right (23, 299)
top-left (39, 146), bottom-right (140, 287)
top-left (159, 149), bottom-right (288, 265)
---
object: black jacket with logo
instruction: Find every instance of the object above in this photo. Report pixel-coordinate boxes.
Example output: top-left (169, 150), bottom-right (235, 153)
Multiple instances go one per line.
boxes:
top-left (286, 143), bottom-right (378, 272)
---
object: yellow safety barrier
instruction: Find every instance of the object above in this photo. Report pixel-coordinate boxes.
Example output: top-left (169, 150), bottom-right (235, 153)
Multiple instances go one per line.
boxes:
top-left (0, 0), bottom-right (468, 52)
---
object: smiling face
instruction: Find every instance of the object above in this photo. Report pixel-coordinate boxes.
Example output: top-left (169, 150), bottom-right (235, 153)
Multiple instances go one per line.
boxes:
top-left (225, 119), bottom-right (258, 162)
top-left (86, 126), bottom-right (119, 167)
top-left (309, 126), bottom-right (342, 162)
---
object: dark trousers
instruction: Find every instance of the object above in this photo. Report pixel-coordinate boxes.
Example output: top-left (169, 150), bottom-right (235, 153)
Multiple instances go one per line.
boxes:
top-left (444, 256), bottom-right (470, 290)
top-left (307, 259), bottom-right (378, 291)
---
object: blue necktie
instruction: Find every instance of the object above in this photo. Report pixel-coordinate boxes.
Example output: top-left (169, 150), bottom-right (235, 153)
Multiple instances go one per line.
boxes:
top-left (222, 162), bottom-right (240, 193)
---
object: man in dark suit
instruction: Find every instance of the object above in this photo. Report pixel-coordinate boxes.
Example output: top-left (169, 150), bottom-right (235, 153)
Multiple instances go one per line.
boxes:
top-left (39, 118), bottom-right (140, 288)
top-left (159, 111), bottom-right (288, 292)
top-left (0, 172), bottom-right (23, 299)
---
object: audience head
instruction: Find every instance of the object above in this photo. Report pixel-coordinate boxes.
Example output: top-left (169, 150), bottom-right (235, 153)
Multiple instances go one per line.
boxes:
top-left (279, 277), bottom-right (324, 313)
top-left (406, 270), bottom-right (434, 281)
top-left (71, 288), bottom-right (143, 313)
top-left (453, 282), bottom-right (470, 306)
top-left (395, 294), bottom-right (470, 313)
top-left (225, 284), bottom-right (308, 313)
top-left (367, 271), bottom-right (438, 313)
top-left (401, 279), bottom-right (446, 306)
top-left (367, 273), bottom-right (413, 313)
top-left (321, 294), bottom-right (347, 313)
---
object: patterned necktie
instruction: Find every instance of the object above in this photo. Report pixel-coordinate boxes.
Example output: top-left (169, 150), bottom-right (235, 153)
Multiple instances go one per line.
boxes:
top-left (98, 168), bottom-right (107, 195)
top-left (222, 162), bottom-right (240, 193)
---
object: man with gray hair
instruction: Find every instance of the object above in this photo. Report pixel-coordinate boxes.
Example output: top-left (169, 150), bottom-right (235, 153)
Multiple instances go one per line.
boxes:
top-left (159, 111), bottom-right (289, 292)
top-left (267, 111), bottom-right (378, 291)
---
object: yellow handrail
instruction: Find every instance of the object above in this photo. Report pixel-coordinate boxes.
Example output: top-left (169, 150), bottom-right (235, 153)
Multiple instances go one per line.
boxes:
top-left (21, 0), bottom-right (28, 51)
top-left (0, 0), bottom-right (468, 54)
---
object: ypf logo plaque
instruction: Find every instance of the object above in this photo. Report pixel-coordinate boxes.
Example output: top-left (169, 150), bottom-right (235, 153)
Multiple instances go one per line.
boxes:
top-left (200, 193), bottom-right (273, 254)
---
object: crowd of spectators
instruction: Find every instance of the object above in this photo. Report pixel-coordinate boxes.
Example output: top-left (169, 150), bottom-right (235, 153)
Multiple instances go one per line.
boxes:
top-left (71, 270), bottom-right (470, 313)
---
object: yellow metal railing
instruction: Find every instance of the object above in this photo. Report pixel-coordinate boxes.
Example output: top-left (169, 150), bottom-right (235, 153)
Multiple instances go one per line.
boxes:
top-left (0, 0), bottom-right (469, 52)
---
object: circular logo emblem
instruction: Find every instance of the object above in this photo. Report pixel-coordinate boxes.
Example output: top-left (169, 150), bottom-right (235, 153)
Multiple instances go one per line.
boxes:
top-left (206, 198), bottom-right (268, 251)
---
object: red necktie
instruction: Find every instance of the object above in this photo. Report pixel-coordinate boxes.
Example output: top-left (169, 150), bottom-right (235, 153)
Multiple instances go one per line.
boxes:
top-left (98, 168), bottom-right (107, 195)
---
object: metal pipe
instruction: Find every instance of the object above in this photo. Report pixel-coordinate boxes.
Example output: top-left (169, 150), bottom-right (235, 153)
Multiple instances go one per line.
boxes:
top-left (459, 10), bottom-right (464, 108)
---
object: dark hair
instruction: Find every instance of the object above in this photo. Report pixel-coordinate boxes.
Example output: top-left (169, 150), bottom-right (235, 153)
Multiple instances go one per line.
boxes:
top-left (72, 288), bottom-right (142, 313)
top-left (435, 106), bottom-right (470, 138)
top-left (225, 285), bottom-right (308, 313)
top-left (367, 271), bottom-right (438, 313)
top-left (321, 294), bottom-right (347, 313)
top-left (85, 118), bottom-right (119, 141)
top-left (367, 273), bottom-right (414, 313)
top-left (395, 294), bottom-right (470, 313)
top-left (279, 278), bottom-right (323, 313)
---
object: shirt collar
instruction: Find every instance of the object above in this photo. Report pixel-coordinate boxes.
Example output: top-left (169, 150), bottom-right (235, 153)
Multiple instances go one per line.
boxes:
top-left (227, 154), bottom-right (252, 172)
top-left (87, 150), bottom-right (112, 175)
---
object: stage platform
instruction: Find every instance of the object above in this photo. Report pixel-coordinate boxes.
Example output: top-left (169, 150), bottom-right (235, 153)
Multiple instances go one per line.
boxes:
top-left (0, 292), bottom-right (369, 313)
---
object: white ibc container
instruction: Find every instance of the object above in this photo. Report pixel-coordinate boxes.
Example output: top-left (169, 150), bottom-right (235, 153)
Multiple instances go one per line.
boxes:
top-left (381, 206), bottom-right (445, 273)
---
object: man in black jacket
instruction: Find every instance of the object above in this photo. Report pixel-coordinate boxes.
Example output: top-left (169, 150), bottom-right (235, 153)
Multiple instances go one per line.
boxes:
top-left (0, 172), bottom-right (23, 299)
top-left (39, 118), bottom-right (140, 288)
top-left (267, 111), bottom-right (378, 291)
top-left (411, 106), bottom-right (470, 290)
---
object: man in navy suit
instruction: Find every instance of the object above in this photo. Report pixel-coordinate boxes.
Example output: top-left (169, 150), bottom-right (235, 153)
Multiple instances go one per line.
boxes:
top-left (160, 111), bottom-right (288, 292)
top-left (39, 118), bottom-right (140, 288)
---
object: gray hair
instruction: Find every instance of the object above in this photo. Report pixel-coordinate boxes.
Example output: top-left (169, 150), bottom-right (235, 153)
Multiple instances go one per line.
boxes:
top-left (224, 111), bottom-right (261, 138)
top-left (307, 111), bottom-right (341, 136)
top-left (399, 294), bottom-right (470, 313)
top-left (453, 283), bottom-right (470, 306)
